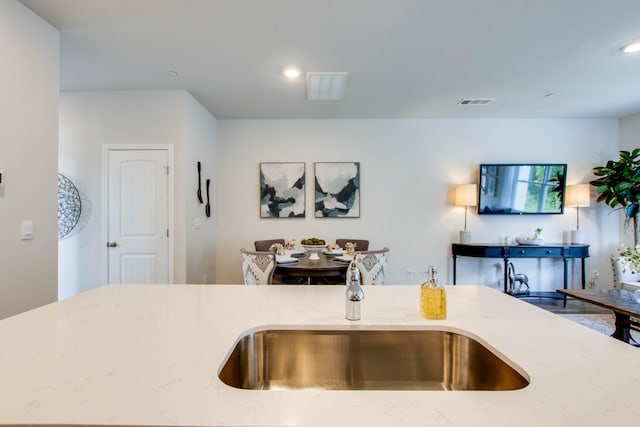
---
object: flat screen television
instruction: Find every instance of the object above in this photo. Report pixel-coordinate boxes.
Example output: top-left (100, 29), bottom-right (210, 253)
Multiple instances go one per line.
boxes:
top-left (478, 163), bottom-right (567, 215)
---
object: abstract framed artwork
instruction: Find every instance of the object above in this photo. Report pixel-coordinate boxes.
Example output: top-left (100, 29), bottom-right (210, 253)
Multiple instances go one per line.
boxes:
top-left (259, 162), bottom-right (305, 218)
top-left (314, 162), bottom-right (360, 218)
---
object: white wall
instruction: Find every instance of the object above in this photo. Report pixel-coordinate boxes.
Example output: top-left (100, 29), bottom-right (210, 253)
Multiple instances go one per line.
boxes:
top-left (0, 1), bottom-right (59, 318)
top-left (59, 90), bottom-right (217, 298)
top-left (216, 119), bottom-right (619, 290)
top-left (185, 95), bottom-right (218, 284)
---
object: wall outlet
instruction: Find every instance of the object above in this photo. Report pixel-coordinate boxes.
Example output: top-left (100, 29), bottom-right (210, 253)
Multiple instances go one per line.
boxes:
top-left (407, 269), bottom-right (414, 279)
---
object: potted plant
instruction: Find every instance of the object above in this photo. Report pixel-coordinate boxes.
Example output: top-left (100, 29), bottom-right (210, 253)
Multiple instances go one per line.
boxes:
top-left (591, 149), bottom-right (640, 287)
top-left (590, 148), bottom-right (640, 246)
top-left (615, 244), bottom-right (640, 273)
top-left (533, 227), bottom-right (543, 240)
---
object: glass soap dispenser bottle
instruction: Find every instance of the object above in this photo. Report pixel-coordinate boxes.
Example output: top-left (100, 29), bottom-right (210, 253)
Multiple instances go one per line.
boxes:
top-left (420, 265), bottom-right (447, 319)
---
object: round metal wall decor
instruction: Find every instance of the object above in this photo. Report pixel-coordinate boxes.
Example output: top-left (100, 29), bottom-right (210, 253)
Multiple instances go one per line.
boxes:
top-left (57, 174), bottom-right (82, 239)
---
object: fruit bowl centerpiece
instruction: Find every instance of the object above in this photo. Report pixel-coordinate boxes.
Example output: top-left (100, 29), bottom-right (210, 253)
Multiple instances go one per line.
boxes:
top-left (301, 237), bottom-right (326, 260)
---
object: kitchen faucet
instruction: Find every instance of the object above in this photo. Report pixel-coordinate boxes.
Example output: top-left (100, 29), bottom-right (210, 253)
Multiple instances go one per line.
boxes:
top-left (345, 261), bottom-right (364, 320)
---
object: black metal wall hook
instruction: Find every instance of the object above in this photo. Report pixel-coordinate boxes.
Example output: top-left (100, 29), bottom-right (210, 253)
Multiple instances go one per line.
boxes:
top-left (205, 178), bottom-right (211, 218)
top-left (197, 162), bottom-right (203, 204)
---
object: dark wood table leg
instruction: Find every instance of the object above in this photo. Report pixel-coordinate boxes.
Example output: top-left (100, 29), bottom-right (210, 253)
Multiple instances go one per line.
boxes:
top-left (562, 257), bottom-right (569, 307)
top-left (503, 258), bottom-right (509, 293)
top-left (452, 255), bottom-right (457, 285)
top-left (613, 312), bottom-right (631, 343)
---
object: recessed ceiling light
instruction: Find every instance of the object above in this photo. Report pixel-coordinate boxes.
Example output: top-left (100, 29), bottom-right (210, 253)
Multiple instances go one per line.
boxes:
top-left (167, 70), bottom-right (179, 77)
top-left (621, 40), bottom-right (640, 53)
top-left (283, 67), bottom-right (301, 78)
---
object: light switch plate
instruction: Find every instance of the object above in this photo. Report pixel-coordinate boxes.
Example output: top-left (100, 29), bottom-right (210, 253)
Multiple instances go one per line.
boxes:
top-left (21, 220), bottom-right (33, 240)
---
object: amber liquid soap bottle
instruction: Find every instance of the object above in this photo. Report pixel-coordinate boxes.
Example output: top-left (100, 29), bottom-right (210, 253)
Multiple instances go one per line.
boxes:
top-left (420, 265), bottom-right (447, 319)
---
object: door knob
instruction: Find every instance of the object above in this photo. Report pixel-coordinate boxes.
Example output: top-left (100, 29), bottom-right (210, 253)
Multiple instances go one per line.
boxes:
top-left (107, 242), bottom-right (118, 248)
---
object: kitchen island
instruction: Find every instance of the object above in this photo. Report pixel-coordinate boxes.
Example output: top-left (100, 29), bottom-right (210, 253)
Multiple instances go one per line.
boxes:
top-left (0, 284), bottom-right (638, 426)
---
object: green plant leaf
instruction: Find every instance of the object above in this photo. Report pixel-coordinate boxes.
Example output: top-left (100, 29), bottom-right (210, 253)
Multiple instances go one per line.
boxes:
top-left (591, 149), bottom-right (640, 245)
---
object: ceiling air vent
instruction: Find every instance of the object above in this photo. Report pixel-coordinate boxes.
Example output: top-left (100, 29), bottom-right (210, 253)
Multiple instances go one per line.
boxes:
top-left (306, 72), bottom-right (349, 101)
top-left (458, 98), bottom-right (495, 105)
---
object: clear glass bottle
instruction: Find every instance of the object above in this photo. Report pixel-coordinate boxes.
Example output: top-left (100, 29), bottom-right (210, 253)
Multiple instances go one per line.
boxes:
top-left (420, 266), bottom-right (447, 319)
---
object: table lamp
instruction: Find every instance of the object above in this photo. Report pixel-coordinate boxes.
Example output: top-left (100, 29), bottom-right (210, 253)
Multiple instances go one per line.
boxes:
top-left (565, 184), bottom-right (590, 244)
top-left (455, 184), bottom-right (478, 244)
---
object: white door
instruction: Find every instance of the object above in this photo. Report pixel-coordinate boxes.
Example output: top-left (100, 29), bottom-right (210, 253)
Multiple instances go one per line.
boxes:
top-left (107, 149), bottom-right (170, 284)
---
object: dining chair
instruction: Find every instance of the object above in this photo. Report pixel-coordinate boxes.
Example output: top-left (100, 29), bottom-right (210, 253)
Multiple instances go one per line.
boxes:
top-left (240, 248), bottom-right (276, 285)
top-left (353, 247), bottom-right (389, 285)
top-left (254, 239), bottom-right (285, 251)
top-left (336, 239), bottom-right (369, 251)
top-left (611, 256), bottom-right (640, 290)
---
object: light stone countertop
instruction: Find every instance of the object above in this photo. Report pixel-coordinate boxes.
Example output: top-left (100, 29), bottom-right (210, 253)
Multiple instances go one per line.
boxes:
top-left (0, 284), bottom-right (638, 426)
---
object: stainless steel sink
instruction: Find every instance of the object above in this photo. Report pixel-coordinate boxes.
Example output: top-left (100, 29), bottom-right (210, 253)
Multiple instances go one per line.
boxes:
top-left (218, 327), bottom-right (529, 391)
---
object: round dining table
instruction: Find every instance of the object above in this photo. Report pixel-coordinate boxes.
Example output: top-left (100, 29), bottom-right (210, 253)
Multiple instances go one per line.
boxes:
top-left (275, 252), bottom-right (351, 285)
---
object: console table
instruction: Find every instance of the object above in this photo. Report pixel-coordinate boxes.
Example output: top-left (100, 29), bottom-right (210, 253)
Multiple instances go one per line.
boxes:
top-left (452, 243), bottom-right (590, 297)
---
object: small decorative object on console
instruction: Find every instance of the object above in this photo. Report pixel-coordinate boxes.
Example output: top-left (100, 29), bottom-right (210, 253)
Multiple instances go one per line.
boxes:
top-left (515, 228), bottom-right (544, 245)
top-left (515, 237), bottom-right (544, 246)
top-left (534, 227), bottom-right (543, 239)
top-left (507, 262), bottom-right (530, 296)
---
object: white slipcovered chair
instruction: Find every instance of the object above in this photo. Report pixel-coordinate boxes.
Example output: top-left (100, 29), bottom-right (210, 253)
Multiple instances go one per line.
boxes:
top-left (611, 256), bottom-right (640, 292)
top-left (240, 248), bottom-right (276, 285)
top-left (611, 256), bottom-right (640, 341)
top-left (353, 247), bottom-right (389, 285)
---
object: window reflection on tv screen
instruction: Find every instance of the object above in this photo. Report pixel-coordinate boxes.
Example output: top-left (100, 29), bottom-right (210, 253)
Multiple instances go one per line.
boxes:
top-left (478, 164), bottom-right (566, 215)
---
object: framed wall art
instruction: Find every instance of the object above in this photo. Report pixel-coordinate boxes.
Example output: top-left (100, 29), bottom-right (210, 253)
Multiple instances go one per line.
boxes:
top-left (314, 162), bottom-right (360, 218)
top-left (259, 162), bottom-right (305, 218)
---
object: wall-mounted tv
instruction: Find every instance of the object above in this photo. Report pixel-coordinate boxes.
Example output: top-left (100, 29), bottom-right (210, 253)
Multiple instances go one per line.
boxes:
top-left (478, 163), bottom-right (567, 215)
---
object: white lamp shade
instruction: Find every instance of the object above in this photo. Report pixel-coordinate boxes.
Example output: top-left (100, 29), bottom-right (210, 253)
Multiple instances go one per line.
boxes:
top-left (565, 184), bottom-right (590, 207)
top-left (454, 184), bottom-right (478, 207)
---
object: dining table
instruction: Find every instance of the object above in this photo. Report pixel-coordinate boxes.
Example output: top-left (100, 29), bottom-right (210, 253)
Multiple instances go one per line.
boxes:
top-left (557, 288), bottom-right (640, 344)
top-left (275, 250), bottom-right (352, 285)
